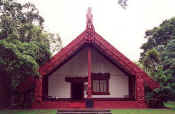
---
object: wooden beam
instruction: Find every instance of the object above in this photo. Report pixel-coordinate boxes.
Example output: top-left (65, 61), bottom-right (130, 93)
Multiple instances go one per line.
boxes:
top-left (129, 76), bottom-right (135, 100)
top-left (87, 47), bottom-right (92, 98)
top-left (65, 77), bottom-right (88, 83)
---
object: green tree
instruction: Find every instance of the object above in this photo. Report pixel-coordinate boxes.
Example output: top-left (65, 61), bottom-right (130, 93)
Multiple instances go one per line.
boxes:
top-left (140, 17), bottom-right (175, 107)
top-left (0, 0), bottom-right (54, 107)
top-left (162, 40), bottom-right (175, 77)
top-left (142, 48), bottom-right (160, 75)
top-left (140, 17), bottom-right (175, 74)
top-left (140, 18), bottom-right (175, 61)
top-left (0, 38), bottom-right (39, 88)
top-left (0, 0), bottom-right (44, 39)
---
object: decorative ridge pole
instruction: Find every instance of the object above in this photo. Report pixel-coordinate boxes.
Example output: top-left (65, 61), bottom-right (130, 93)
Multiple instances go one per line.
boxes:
top-left (86, 7), bottom-right (93, 99)
top-left (86, 7), bottom-right (95, 43)
top-left (86, 7), bottom-right (94, 29)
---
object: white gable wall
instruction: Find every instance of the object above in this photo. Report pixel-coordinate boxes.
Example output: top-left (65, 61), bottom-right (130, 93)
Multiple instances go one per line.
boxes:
top-left (48, 47), bottom-right (129, 98)
top-left (91, 48), bottom-right (128, 98)
top-left (48, 47), bottom-right (88, 98)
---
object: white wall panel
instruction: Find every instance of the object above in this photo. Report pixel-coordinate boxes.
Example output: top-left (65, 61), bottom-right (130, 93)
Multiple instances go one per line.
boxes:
top-left (91, 48), bottom-right (129, 98)
top-left (48, 47), bottom-right (88, 98)
top-left (48, 47), bottom-right (129, 98)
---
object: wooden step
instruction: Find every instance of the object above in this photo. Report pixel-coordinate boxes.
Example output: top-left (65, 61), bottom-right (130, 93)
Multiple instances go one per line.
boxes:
top-left (57, 109), bottom-right (112, 114)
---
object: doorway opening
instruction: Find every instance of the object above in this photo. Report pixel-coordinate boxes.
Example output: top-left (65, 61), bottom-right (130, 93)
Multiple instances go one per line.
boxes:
top-left (65, 77), bottom-right (88, 100)
top-left (71, 83), bottom-right (84, 100)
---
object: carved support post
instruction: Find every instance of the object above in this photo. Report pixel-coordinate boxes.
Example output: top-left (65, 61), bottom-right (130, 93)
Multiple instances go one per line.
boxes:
top-left (35, 77), bottom-right (42, 103)
top-left (87, 47), bottom-right (92, 98)
top-left (136, 73), bottom-right (146, 108)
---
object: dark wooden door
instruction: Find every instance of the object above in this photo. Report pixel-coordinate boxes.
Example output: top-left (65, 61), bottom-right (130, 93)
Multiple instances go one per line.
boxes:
top-left (71, 83), bottom-right (84, 100)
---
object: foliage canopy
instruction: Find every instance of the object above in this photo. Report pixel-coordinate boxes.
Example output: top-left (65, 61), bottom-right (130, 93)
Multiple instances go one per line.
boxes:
top-left (0, 0), bottom-right (51, 91)
top-left (140, 17), bottom-right (175, 107)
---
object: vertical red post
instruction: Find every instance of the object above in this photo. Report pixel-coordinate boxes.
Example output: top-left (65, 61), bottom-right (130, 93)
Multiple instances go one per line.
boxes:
top-left (136, 73), bottom-right (146, 108)
top-left (34, 78), bottom-right (42, 103)
top-left (87, 47), bottom-right (92, 98)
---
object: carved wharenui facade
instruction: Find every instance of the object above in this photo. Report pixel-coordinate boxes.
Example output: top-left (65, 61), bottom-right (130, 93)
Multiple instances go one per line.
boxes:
top-left (30, 8), bottom-right (160, 109)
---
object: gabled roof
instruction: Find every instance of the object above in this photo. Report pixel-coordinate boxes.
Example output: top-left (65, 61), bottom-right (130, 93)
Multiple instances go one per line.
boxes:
top-left (39, 23), bottom-right (159, 90)
top-left (17, 8), bottom-right (159, 93)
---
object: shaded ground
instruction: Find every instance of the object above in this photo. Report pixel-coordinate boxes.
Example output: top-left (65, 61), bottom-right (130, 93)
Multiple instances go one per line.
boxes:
top-left (0, 110), bottom-right (57, 114)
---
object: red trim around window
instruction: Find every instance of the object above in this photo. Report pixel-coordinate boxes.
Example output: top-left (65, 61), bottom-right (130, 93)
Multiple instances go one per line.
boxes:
top-left (91, 73), bottom-right (110, 95)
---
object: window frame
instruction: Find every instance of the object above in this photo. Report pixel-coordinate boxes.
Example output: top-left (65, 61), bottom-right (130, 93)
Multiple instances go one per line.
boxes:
top-left (91, 73), bottom-right (110, 95)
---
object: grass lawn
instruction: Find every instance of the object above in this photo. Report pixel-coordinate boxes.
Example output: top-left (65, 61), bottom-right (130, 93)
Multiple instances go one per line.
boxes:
top-left (0, 109), bottom-right (57, 114)
top-left (1, 109), bottom-right (175, 114)
top-left (1, 102), bottom-right (175, 114)
top-left (112, 101), bottom-right (175, 114)
top-left (164, 101), bottom-right (175, 109)
top-left (112, 109), bottom-right (175, 114)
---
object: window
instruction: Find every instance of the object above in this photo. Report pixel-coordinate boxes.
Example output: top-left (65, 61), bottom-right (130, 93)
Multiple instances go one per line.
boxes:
top-left (91, 73), bottom-right (110, 95)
